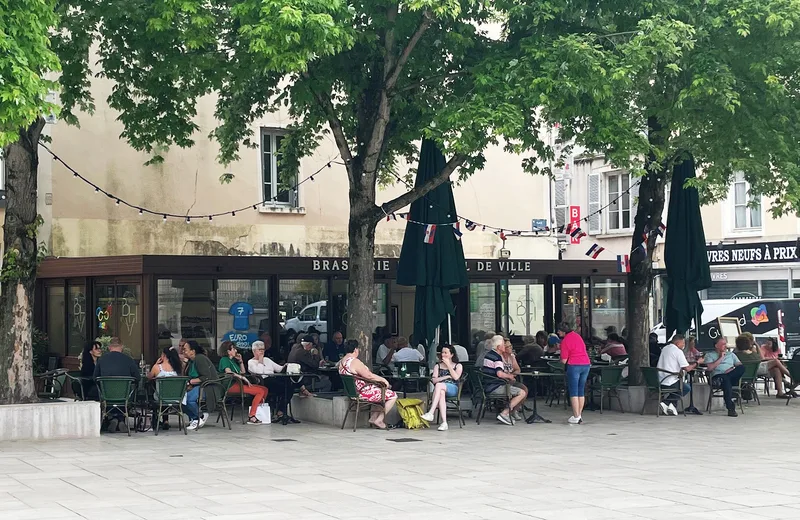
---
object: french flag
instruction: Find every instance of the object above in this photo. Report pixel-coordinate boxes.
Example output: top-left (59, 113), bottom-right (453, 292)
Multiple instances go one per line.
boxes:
top-left (386, 213), bottom-right (397, 222)
top-left (423, 224), bottom-right (436, 244)
top-left (452, 222), bottom-right (462, 240)
top-left (585, 244), bottom-right (604, 259)
top-left (570, 226), bottom-right (587, 239)
top-left (465, 220), bottom-right (477, 231)
top-left (657, 222), bottom-right (666, 236)
top-left (617, 255), bottom-right (630, 273)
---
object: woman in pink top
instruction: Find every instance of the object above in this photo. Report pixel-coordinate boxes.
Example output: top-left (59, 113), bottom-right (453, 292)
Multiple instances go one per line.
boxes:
top-left (759, 338), bottom-right (793, 397)
top-left (558, 322), bottom-right (591, 424)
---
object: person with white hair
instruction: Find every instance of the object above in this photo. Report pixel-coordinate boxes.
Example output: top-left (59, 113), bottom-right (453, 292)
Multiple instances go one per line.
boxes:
top-left (480, 335), bottom-right (528, 425)
top-left (248, 340), bottom-right (292, 422)
top-left (474, 331), bottom-right (495, 369)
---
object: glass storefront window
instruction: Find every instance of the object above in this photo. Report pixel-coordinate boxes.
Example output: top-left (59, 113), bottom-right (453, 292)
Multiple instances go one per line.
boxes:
top-left (323, 280), bottom-right (388, 341)
top-left (216, 279), bottom-right (270, 353)
top-left (68, 284), bottom-right (87, 356)
top-left (470, 283), bottom-right (496, 350)
top-left (157, 279), bottom-right (214, 355)
top-left (46, 286), bottom-right (66, 355)
top-left (94, 283), bottom-right (117, 339)
top-left (117, 284), bottom-right (142, 359)
top-left (502, 279), bottom-right (545, 339)
top-left (591, 278), bottom-right (626, 338)
top-left (560, 283), bottom-right (586, 336)
top-left (279, 279), bottom-right (328, 350)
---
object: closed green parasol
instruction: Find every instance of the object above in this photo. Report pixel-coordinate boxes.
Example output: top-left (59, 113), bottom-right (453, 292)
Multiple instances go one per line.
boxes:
top-left (396, 139), bottom-right (469, 351)
top-left (664, 155), bottom-right (712, 338)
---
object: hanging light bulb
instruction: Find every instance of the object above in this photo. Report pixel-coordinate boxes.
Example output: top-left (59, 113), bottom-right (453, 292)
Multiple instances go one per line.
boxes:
top-left (115, 199), bottom-right (121, 205)
top-left (208, 215), bottom-right (213, 221)
top-left (231, 211), bottom-right (236, 217)
top-left (186, 217), bottom-right (191, 223)
top-left (138, 209), bottom-right (143, 215)
top-left (162, 215), bottom-right (167, 222)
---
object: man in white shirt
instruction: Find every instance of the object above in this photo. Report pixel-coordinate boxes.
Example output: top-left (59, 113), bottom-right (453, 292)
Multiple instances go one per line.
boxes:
top-left (392, 336), bottom-right (425, 362)
top-left (656, 334), bottom-right (702, 416)
top-left (376, 336), bottom-right (397, 368)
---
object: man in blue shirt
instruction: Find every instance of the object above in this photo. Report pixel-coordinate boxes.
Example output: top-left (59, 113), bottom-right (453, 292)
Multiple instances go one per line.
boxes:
top-left (703, 337), bottom-right (744, 417)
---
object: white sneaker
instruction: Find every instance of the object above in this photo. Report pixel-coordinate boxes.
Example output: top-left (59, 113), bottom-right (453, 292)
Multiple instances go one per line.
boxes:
top-left (198, 413), bottom-right (209, 429)
top-left (186, 420), bottom-right (199, 431)
top-left (437, 422), bottom-right (449, 431)
top-left (421, 411), bottom-right (435, 422)
top-left (568, 415), bottom-right (580, 424)
top-left (511, 411), bottom-right (522, 421)
top-left (667, 404), bottom-right (678, 416)
top-left (659, 402), bottom-right (669, 415)
top-left (496, 413), bottom-right (512, 426)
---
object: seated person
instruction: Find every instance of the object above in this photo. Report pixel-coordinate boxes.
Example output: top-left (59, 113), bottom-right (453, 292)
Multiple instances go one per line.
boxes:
top-left (80, 341), bottom-right (102, 401)
top-left (517, 332), bottom-right (546, 366)
top-left (545, 334), bottom-right (560, 355)
top-left (339, 339), bottom-right (397, 429)
top-left (248, 341), bottom-right (291, 422)
top-left (288, 335), bottom-right (332, 394)
top-left (656, 334), bottom-right (701, 416)
top-left (600, 333), bottom-right (627, 357)
top-left (392, 336), bottom-right (425, 363)
top-left (703, 337), bottom-right (745, 417)
top-left (375, 335), bottom-right (397, 370)
top-left (148, 347), bottom-right (181, 430)
top-left (183, 341), bottom-right (219, 430)
top-left (94, 337), bottom-right (140, 433)
top-left (323, 331), bottom-right (345, 362)
top-left (218, 341), bottom-right (269, 425)
top-left (760, 338), bottom-right (794, 397)
top-left (421, 344), bottom-right (463, 431)
top-left (481, 335), bottom-right (527, 425)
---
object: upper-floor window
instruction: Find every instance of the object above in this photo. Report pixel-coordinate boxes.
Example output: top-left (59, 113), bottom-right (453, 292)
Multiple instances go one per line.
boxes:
top-left (607, 171), bottom-right (631, 231)
top-left (732, 172), bottom-right (761, 229)
top-left (261, 129), bottom-right (297, 207)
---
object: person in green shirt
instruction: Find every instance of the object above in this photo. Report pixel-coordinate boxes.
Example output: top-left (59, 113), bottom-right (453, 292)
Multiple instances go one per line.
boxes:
top-left (219, 342), bottom-right (269, 425)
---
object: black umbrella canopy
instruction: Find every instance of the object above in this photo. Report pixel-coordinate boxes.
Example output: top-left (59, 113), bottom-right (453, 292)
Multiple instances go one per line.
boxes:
top-left (396, 139), bottom-right (469, 348)
top-left (664, 155), bottom-right (712, 338)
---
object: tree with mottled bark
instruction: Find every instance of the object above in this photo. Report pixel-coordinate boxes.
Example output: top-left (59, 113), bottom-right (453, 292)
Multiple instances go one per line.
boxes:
top-left (0, 0), bottom-right (60, 403)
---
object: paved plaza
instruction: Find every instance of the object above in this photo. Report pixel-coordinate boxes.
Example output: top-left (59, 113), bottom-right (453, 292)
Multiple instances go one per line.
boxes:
top-left (1, 398), bottom-right (799, 520)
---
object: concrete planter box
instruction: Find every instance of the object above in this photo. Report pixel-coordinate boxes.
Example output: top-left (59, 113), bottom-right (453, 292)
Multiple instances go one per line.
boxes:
top-left (290, 393), bottom-right (415, 428)
top-left (0, 400), bottom-right (101, 441)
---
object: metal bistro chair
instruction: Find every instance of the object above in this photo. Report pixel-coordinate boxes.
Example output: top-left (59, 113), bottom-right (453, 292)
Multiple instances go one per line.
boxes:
top-left (546, 361), bottom-right (568, 409)
top-left (434, 379), bottom-right (467, 428)
top-left (706, 368), bottom-right (745, 414)
top-left (589, 365), bottom-right (626, 413)
top-left (340, 374), bottom-right (388, 432)
top-left (96, 376), bottom-right (136, 436)
top-left (153, 376), bottom-right (190, 435)
top-left (640, 367), bottom-right (686, 417)
top-left (786, 361), bottom-right (800, 406)
top-left (471, 370), bottom-right (524, 425)
top-left (66, 371), bottom-right (88, 401)
top-left (202, 374), bottom-right (235, 430)
top-left (739, 362), bottom-right (761, 405)
top-left (35, 369), bottom-right (68, 400)
top-left (224, 376), bottom-right (254, 425)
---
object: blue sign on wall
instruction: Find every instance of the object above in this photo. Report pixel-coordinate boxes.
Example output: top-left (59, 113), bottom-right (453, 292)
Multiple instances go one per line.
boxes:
top-left (532, 219), bottom-right (548, 231)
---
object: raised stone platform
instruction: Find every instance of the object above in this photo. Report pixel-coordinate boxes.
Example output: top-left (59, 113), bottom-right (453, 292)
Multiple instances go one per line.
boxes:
top-left (290, 393), bottom-right (427, 428)
top-left (0, 400), bottom-right (101, 441)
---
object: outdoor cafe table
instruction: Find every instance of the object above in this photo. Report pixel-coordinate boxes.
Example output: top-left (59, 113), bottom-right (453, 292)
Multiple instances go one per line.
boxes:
top-left (517, 370), bottom-right (561, 424)
top-left (385, 374), bottom-right (432, 402)
top-left (254, 372), bottom-right (320, 425)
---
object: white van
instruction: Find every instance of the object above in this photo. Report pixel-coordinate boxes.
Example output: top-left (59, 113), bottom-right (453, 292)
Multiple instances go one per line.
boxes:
top-left (284, 301), bottom-right (328, 340)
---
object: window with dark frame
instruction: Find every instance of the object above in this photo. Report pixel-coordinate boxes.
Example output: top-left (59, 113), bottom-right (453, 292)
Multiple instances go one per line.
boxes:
top-left (261, 129), bottom-right (297, 207)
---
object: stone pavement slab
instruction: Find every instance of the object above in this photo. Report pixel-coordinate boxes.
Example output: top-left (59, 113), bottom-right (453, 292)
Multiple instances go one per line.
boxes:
top-left (0, 398), bottom-right (798, 519)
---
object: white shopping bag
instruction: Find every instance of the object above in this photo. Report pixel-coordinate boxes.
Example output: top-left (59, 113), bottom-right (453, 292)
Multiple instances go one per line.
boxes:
top-left (255, 403), bottom-right (271, 424)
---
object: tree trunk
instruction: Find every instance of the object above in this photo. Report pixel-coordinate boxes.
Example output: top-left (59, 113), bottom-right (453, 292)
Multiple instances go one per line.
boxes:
top-left (0, 119), bottom-right (45, 404)
top-left (626, 115), bottom-right (668, 386)
top-left (347, 184), bottom-right (378, 368)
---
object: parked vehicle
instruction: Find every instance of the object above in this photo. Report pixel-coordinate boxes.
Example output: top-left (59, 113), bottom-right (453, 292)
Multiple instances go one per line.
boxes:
top-left (284, 300), bottom-right (328, 341)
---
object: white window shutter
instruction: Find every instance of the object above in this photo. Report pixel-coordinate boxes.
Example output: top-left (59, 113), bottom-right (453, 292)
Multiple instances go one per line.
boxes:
top-left (554, 178), bottom-right (566, 229)
top-left (588, 173), bottom-right (601, 234)
top-left (629, 174), bottom-right (640, 223)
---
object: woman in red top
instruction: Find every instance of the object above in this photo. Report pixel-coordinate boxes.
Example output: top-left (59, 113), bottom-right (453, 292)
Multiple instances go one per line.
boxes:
top-left (558, 322), bottom-right (591, 424)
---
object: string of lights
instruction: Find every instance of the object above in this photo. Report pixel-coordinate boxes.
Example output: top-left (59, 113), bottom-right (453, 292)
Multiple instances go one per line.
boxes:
top-left (38, 141), bottom-right (340, 222)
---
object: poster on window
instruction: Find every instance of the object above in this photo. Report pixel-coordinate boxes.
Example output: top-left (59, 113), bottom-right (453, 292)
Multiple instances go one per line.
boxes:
top-left (569, 206), bottom-right (581, 244)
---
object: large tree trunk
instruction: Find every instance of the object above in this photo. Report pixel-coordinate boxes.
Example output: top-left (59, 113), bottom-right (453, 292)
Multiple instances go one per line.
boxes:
top-left (0, 119), bottom-right (45, 404)
top-left (626, 115), bottom-right (667, 385)
top-left (347, 183), bottom-right (378, 368)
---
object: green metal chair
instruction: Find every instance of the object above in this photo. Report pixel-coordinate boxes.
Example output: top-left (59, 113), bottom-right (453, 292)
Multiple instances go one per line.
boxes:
top-left (153, 376), bottom-right (190, 435)
top-left (640, 367), bottom-right (685, 417)
top-left (739, 362), bottom-right (761, 405)
top-left (469, 369), bottom-right (523, 425)
top-left (96, 376), bottom-right (136, 436)
top-left (35, 369), bottom-right (68, 400)
top-left (589, 365), bottom-right (626, 413)
top-left (340, 374), bottom-right (387, 432)
top-left (202, 375), bottom-right (235, 430)
top-left (66, 371), bottom-right (87, 401)
top-left (546, 361), bottom-right (567, 409)
top-left (705, 368), bottom-right (745, 414)
top-left (433, 379), bottom-right (467, 428)
top-left (786, 362), bottom-right (800, 406)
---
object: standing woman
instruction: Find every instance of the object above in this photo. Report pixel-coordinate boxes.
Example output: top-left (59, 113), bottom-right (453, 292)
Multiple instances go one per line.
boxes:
top-left (338, 339), bottom-right (397, 429)
top-left (557, 322), bottom-right (591, 424)
top-left (80, 341), bottom-right (103, 400)
top-left (421, 344), bottom-right (462, 431)
top-left (218, 341), bottom-right (269, 424)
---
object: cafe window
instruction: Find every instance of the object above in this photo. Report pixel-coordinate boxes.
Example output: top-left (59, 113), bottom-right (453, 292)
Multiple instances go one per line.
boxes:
top-left (591, 278), bottom-right (626, 337)
top-left (279, 279), bottom-right (328, 349)
top-left (46, 286), bottom-right (66, 355)
top-left (501, 279), bottom-right (545, 338)
top-left (93, 282), bottom-right (142, 359)
top-left (330, 280), bottom-right (388, 339)
top-left (67, 283), bottom-right (87, 356)
top-left (261, 129), bottom-right (297, 206)
top-left (215, 279), bottom-right (270, 353)
top-left (470, 283), bottom-right (497, 349)
top-left (157, 279), bottom-right (214, 355)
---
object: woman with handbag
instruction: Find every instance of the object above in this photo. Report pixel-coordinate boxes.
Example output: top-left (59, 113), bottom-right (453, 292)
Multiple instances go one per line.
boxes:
top-left (248, 341), bottom-right (294, 422)
top-left (218, 341), bottom-right (269, 425)
top-left (338, 339), bottom-right (397, 429)
top-left (421, 344), bottom-right (463, 431)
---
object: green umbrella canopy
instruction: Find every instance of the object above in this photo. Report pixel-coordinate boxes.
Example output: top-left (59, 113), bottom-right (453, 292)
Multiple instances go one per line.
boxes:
top-left (396, 139), bottom-right (469, 348)
top-left (664, 155), bottom-right (712, 338)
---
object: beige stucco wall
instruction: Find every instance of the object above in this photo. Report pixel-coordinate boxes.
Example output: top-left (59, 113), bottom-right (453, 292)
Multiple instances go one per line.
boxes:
top-left (43, 77), bottom-right (558, 260)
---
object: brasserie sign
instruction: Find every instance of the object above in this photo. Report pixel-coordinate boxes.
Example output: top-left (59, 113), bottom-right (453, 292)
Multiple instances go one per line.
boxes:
top-left (706, 240), bottom-right (799, 266)
top-left (311, 258), bottom-right (538, 273)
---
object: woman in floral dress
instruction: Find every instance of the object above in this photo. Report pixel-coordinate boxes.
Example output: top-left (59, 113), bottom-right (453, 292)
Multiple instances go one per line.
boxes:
top-left (338, 339), bottom-right (397, 429)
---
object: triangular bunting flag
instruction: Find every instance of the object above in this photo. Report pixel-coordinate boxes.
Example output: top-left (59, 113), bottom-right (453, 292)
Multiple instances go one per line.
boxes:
top-left (385, 213), bottom-right (397, 222)
top-left (465, 220), bottom-right (477, 231)
top-left (585, 244), bottom-right (605, 259)
top-left (617, 255), bottom-right (631, 273)
top-left (452, 222), bottom-right (462, 240)
top-left (423, 224), bottom-right (436, 244)
top-left (657, 222), bottom-right (666, 236)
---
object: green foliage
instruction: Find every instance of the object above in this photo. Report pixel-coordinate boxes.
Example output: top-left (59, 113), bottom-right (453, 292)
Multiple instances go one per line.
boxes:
top-left (31, 327), bottom-right (49, 371)
top-left (0, 0), bottom-right (61, 147)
